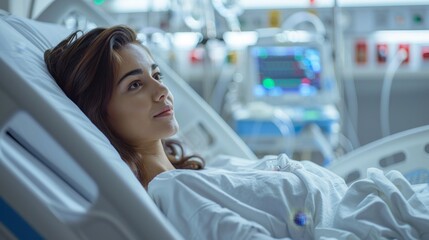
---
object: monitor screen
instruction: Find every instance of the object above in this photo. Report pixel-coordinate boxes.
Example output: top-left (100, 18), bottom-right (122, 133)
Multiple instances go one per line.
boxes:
top-left (250, 46), bottom-right (322, 97)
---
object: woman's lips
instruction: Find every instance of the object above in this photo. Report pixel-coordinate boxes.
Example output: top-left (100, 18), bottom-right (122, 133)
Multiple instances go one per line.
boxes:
top-left (154, 106), bottom-right (173, 118)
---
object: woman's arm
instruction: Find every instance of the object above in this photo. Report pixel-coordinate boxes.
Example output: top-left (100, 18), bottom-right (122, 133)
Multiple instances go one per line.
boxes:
top-left (148, 170), bottom-right (292, 240)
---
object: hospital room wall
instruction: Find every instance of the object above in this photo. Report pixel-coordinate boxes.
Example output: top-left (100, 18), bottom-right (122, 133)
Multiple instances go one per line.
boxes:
top-left (353, 75), bottom-right (429, 146)
top-left (340, 5), bottom-right (429, 147)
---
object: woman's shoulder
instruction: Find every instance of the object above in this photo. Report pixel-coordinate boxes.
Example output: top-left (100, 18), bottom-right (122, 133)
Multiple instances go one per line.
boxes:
top-left (148, 167), bottom-right (267, 191)
top-left (147, 168), bottom-right (235, 198)
top-left (148, 168), bottom-right (219, 187)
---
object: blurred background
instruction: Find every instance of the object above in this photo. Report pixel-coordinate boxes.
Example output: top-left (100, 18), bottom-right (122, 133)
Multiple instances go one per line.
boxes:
top-left (3, 0), bottom-right (429, 165)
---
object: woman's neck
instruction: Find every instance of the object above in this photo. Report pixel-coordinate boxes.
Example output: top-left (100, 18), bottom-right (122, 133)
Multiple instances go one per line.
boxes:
top-left (135, 140), bottom-right (175, 188)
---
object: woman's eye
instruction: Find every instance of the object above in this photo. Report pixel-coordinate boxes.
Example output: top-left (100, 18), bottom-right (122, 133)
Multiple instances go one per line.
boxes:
top-left (128, 80), bottom-right (142, 90)
top-left (153, 72), bottom-right (163, 81)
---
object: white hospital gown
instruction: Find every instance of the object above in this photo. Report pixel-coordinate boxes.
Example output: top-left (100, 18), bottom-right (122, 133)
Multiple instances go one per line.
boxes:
top-left (148, 154), bottom-right (429, 240)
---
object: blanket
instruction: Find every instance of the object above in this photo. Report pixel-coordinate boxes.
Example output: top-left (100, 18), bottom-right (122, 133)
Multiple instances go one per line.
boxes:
top-left (148, 154), bottom-right (429, 239)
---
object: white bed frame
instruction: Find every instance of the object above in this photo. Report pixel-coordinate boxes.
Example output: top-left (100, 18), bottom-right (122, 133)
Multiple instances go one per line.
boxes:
top-left (329, 125), bottom-right (429, 184)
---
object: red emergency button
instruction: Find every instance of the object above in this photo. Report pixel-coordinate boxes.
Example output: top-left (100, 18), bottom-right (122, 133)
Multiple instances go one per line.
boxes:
top-left (355, 40), bottom-right (367, 64)
top-left (422, 47), bottom-right (429, 61)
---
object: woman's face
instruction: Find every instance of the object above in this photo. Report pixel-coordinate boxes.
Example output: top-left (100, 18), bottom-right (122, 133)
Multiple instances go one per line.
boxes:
top-left (107, 43), bottom-right (178, 146)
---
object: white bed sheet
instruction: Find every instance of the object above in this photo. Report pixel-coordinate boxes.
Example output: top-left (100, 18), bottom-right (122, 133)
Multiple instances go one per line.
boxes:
top-left (148, 154), bottom-right (429, 240)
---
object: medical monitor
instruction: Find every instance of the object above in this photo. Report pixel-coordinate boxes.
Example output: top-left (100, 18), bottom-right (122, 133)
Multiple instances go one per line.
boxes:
top-left (251, 45), bottom-right (321, 97)
top-left (245, 40), bottom-right (337, 106)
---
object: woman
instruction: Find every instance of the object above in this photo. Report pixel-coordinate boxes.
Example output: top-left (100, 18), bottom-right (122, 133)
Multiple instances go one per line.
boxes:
top-left (45, 26), bottom-right (429, 240)
top-left (44, 26), bottom-right (204, 189)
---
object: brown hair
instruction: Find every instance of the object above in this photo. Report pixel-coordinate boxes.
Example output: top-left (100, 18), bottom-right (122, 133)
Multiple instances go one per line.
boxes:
top-left (44, 25), bottom-right (204, 186)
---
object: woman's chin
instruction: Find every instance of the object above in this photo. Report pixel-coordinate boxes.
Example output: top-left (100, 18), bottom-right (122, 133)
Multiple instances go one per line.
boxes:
top-left (166, 119), bottom-right (179, 137)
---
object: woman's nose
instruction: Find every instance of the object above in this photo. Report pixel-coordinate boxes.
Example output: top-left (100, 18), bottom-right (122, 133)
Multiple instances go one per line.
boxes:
top-left (153, 81), bottom-right (168, 101)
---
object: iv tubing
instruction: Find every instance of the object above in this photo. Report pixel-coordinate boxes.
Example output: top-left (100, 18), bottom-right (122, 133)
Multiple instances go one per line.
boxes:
top-left (380, 48), bottom-right (408, 138)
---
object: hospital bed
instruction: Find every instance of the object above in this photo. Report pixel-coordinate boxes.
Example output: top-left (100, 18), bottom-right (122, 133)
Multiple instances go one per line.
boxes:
top-left (1, 5), bottom-right (428, 240)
